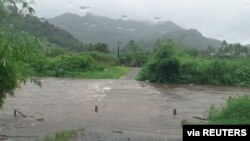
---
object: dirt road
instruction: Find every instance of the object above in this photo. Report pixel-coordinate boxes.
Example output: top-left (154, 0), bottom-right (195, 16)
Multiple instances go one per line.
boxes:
top-left (0, 71), bottom-right (250, 140)
top-left (120, 68), bottom-right (140, 80)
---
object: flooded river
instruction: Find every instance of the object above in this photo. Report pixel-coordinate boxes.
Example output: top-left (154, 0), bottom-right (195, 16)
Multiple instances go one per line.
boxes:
top-left (0, 77), bottom-right (249, 141)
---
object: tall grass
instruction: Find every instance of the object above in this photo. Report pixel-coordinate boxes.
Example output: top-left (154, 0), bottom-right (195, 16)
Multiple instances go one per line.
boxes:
top-left (208, 95), bottom-right (250, 124)
top-left (81, 51), bottom-right (118, 66)
top-left (178, 58), bottom-right (250, 86)
top-left (64, 66), bottom-right (129, 79)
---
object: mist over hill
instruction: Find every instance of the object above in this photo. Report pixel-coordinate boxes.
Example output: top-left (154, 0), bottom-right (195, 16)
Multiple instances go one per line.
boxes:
top-left (48, 13), bottom-right (222, 51)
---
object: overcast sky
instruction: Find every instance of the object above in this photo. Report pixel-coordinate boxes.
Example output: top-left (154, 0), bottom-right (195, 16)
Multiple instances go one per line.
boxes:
top-left (32, 0), bottom-right (250, 44)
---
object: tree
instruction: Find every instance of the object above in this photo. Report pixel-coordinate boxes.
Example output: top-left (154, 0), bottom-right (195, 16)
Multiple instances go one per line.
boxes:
top-left (120, 40), bottom-right (144, 67)
top-left (222, 40), bottom-right (227, 46)
top-left (86, 43), bottom-right (110, 53)
top-left (137, 38), bottom-right (180, 82)
top-left (0, 0), bottom-right (39, 107)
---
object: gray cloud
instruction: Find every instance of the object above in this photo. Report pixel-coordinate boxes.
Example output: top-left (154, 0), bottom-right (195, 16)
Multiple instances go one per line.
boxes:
top-left (32, 0), bottom-right (250, 44)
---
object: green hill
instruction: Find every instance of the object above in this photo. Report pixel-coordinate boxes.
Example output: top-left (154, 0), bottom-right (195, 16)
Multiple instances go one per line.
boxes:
top-left (48, 13), bottom-right (222, 50)
top-left (1, 7), bottom-right (84, 51)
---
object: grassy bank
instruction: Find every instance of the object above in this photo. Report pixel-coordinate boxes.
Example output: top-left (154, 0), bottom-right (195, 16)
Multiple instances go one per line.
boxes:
top-left (181, 95), bottom-right (250, 125)
top-left (207, 95), bottom-right (250, 124)
top-left (62, 66), bottom-right (130, 79)
top-left (23, 51), bottom-right (131, 79)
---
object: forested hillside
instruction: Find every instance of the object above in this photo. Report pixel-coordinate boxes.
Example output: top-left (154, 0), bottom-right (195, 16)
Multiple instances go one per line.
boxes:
top-left (1, 6), bottom-right (84, 51)
top-left (48, 13), bottom-right (222, 50)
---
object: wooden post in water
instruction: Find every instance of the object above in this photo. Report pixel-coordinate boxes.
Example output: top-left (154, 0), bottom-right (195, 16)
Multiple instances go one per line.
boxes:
top-left (173, 109), bottom-right (177, 117)
top-left (95, 105), bottom-right (98, 113)
top-left (117, 41), bottom-right (120, 57)
top-left (14, 110), bottom-right (17, 117)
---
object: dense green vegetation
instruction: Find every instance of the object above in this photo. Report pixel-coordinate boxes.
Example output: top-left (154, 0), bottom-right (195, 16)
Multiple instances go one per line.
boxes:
top-left (0, 0), bottom-right (41, 107)
top-left (137, 38), bottom-right (250, 87)
top-left (31, 52), bottom-right (127, 79)
top-left (208, 95), bottom-right (250, 124)
top-left (137, 39), bottom-right (180, 82)
top-left (84, 51), bottom-right (118, 65)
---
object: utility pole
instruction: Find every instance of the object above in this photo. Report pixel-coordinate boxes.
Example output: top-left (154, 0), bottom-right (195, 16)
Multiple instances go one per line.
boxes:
top-left (117, 41), bottom-right (120, 57)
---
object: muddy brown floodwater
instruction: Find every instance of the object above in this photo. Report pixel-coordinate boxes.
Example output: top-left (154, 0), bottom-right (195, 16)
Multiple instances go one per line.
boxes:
top-left (0, 77), bottom-right (250, 141)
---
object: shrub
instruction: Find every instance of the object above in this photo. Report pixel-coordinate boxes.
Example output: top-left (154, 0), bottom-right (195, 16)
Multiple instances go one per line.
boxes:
top-left (53, 54), bottom-right (98, 72)
top-left (82, 51), bottom-right (118, 66)
top-left (232, 66), bottom-right (250, 86)
top-left (137, 39), bottom-right (180, 82)
top-left (155, 57), bottom-right (180, 82)
top-left (26, 55), bottom-right (49, 74)
top-left (178, 59), bottom-right (236, 86)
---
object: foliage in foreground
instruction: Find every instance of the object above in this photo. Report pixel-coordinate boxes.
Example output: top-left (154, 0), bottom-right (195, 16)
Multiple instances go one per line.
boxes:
top-left (0, 0), bottom-right (40, 107)
top-left (38, 129), bottom-right (80, 141)
top-left (207, 95), bottom-right (250, 124)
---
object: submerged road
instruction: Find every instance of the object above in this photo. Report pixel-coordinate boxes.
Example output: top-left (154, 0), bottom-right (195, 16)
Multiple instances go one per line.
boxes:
top-left (0, 68), bottom-right (249, 141)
